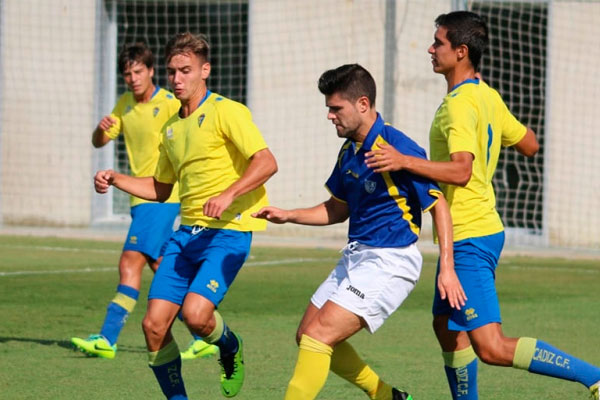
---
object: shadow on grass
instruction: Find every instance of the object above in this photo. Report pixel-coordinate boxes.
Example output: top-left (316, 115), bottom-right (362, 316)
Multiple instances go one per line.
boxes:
top-left (0, 336), bottom-right (147, 353)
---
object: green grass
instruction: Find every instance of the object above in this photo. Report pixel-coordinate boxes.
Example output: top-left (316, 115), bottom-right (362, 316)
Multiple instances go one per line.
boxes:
top-left (0, 235), bottom-right (598, 399)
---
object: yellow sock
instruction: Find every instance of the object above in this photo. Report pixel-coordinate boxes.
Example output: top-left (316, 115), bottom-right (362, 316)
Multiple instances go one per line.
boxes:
top-left (330, 341), bottom-right (393, 400)
top-left (284, 334), bottom-right (333, 400)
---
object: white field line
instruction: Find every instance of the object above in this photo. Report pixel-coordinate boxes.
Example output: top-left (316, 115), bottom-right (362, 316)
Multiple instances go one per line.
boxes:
top-left (0, 256), bottom-right (339, 277)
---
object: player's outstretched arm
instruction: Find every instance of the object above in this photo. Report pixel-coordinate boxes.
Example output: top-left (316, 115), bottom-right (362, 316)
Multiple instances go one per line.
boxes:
top-left (513, 127), bottom-right (539, 157)
top-left (94, 169), bottom-right (173, 202)
top-left (91, 116), bottom-right (117, 148)
top-left (253, 196), bottom-right (349, 226)
top-left (430, 193), bottom-right (466, 310)
top-left (203, 148), bottom-right (278, 219)
top-left (365, 143), bottom-right (473, 186)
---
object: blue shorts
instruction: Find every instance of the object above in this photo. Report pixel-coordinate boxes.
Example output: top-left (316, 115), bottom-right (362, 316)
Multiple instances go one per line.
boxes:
top-left (432, 231), bottom-right (505, 331)
top-left (148, 225), bottom-right (252, 306)
top-left (123, 203), bottom-right (180, 261)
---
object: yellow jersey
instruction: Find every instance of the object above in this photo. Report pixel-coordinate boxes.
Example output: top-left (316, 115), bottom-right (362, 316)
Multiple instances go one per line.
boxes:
top-left (154, 91), bottom-right (269, 231)
top-left (105, 87), bottom-right (180, 206)
top-left (429, 79), bottom-right (526, 241)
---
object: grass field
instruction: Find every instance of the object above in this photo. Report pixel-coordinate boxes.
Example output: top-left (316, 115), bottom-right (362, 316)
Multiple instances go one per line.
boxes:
top-left (0, 234), bottom-right (598, 399)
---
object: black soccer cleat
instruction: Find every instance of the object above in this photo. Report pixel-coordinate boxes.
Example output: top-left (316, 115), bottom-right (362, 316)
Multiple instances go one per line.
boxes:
top-left (392, 387), bottom-right (413, 400)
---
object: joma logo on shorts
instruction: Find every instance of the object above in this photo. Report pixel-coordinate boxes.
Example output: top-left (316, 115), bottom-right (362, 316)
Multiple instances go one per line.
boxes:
top-left (346, 285), bottom-right (365, 299)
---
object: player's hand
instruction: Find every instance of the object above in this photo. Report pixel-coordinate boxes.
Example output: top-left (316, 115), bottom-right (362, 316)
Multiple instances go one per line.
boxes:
top-left (97, 116), bottom-right (117, 132)
top-left (437, 267), bottom-right (467, 310)
top-left (364, 143), bottom-right (408, 173)
top-left (252, 207), bottom-right (289, 224)
top-left (94, 169), bottom-right (115, 194)
top-left (203, 192), bottom-right (235, 219)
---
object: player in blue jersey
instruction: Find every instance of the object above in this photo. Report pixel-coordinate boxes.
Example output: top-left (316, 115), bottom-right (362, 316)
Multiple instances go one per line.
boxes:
top-left (94, 33), bottom-right (277, 399)
top-left (365, 11), bottom-right (600, 400)
top-left (72, 42), bottom-right (217, 361)
top-left (253, 64), bottom-right (466, 400)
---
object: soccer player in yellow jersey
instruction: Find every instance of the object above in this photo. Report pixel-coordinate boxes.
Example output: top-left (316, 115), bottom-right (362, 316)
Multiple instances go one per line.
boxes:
top-left (365, 11), bottom-right (600, 400)
top-left (94, 33), bottom-right (277, 399)
top-left (71, 42), bottom-right (218, 360)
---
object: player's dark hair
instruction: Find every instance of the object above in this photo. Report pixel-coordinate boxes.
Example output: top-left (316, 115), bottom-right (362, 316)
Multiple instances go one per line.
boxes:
top-left (117, 42), bottom-right (154, 74)
top-left (165, 32), bottom-right (210, 64)
top-left (318, 64), bottom-right (376, 107)
top-left (435, 11), bottom-right (488, 71)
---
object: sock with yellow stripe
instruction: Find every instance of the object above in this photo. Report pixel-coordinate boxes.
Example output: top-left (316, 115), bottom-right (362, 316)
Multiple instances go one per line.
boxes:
top-left (330, 340), bottom-right (394, 400)
top-left (513, 337), bottom-right (600, 387)
top-left (284, 334), bottom-right (333, 400)
top-left (443, 346), bottom-right (478, 400)
top-left (148, 340), bottom-right (187, 399)
top-left (100, 284), bottom-right (138, 345)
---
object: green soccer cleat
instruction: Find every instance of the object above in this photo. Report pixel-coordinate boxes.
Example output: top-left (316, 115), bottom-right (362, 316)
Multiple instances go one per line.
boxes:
top-left (218, 333), bottom-right (244, 397)
top-left (71, 334), bottom-right (117, 359)
top-left (180, 339), bottom-right (219, 360)
top-left (392, 387), bottom-right (413, 400)
top-left (591, 380), bottom-right (600, 400)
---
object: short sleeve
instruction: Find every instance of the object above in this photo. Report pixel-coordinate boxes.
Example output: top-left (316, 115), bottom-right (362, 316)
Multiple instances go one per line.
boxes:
top-left (153, 142), bottom-right (177, 184)
top-left (500, 101), bottom-right (527, 147)
top-left (444, 96), bottom-right (478, 156)
top-left (217, 100), bottom-right (268, 159)
top-left (104, 95), bottom-right (126, 139)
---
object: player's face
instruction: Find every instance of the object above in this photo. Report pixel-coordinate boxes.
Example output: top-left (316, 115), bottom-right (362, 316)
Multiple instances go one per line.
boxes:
top-left (167, 52), bottom-right (210, 104)
top-left (122, 62), bottom-right (154, 98)
top-left (325, 92), bottom-right (363, 140)
top-left (428, 26), bottom-right (457, 75)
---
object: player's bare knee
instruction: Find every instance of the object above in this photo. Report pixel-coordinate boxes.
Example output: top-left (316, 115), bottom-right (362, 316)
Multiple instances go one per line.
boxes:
top-left (142, 315), bottom-right (168, 340)
top-left (181, 311), bottom-right (212, 336)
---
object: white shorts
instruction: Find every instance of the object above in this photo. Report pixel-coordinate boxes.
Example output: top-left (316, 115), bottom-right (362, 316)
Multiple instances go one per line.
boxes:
top-left (310, 241), bottom-right (422, 333)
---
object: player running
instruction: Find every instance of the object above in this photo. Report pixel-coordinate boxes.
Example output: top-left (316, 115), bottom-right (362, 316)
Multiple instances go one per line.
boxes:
top-left (94, 32), bottom-right (277, 399)
top-left (365, 11), bottom-right (600, 400)
top-left (71, 42), bottom-right (217, 361)
top-left (254, 63), bottom-right (465, 400)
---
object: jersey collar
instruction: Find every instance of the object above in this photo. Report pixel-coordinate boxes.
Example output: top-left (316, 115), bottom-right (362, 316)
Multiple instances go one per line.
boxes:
top-left (361, 113), bottom-right (385, 151)
top-left (450, 78), bottom-right (479, 93)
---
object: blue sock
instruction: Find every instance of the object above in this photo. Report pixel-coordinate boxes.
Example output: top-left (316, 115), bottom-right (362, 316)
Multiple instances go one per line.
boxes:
top-left (443, 346), bottom-right (479, 399)
top-left (513, 337), bottom-right (600, 387)
top-left (214, 323), bottom-right (239, 357)
top-left (100, 284), bottom-right (139, 345)
top-left (204, 310), bottom-right (238, 357)
top-left (148, 341), bottom-right (187, 399)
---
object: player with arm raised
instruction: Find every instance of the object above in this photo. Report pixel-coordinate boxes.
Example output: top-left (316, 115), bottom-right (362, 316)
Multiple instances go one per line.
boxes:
top-left (95, 32), bottom-right (277, 399)
top-left (72, 42), bottom-right (216, 361)
top-left (365, 11), bottom-right (600, 400)
top-left (254, 64), bottom-right (465, 400)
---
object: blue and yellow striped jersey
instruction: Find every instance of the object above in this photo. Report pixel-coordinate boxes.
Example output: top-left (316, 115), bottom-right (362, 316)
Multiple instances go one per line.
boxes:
top-left (154, 91), bottom-right (269, 231)
top-left (429, 79), bottom-right (527, 241)
top-left (326, 114), bottom-right (441, 247)
top-left (106, 87), bottom-right (180, 206)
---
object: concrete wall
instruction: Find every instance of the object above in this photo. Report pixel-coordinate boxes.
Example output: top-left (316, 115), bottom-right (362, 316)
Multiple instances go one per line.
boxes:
top-left (1, 0), bottom-right (96, 226)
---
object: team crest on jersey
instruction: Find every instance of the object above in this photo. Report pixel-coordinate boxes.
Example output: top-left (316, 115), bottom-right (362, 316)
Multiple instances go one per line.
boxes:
top-left (153, 107), bottom-right (160, 117)
top-left (198, 113), bottom-right (205, 127)
top-left (124, 105), bottom-right (132, 114)
top-left (364, 180), bottom-right (376, 194)
top-left (166, 127), bottom-right (174, 139)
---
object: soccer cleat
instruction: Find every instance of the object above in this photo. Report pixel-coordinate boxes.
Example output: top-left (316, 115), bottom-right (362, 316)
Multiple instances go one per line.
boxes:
top-left (392, 387), bottom-right (413, 400)
top-left (218, 333), bottom-right (245, 397)
top-left (180, 339), bottom-right (219, 360)
top-left (71, 334), bottom-right (117, 359)
top-left (591, 380), bottom-right (600, 400)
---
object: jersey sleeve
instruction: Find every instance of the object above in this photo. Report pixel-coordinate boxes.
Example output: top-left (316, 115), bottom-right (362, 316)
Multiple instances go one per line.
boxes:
top-left (217, 100), bottom-right (268, 159)
top-left (324, 144), bottom-right (350, 203)
top-left (444, 96), bottom-right (478, 156)
top-left (104, 95), bottom-right (126, 140)
top-left (153, 141), bottom-right (177, 184)
top-left (499, 99), bottom-right (528, 147)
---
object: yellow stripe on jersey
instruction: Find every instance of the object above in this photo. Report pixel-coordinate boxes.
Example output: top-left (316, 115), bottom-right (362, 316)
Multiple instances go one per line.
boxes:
top-left (106, 88), bottom-right (181, 206)
top-left (155, 93), bottom-right (269, 231)
top-left (372, 136), bottom-right (420, 235)
top-left (430, 80), bottom-right (527, 241)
